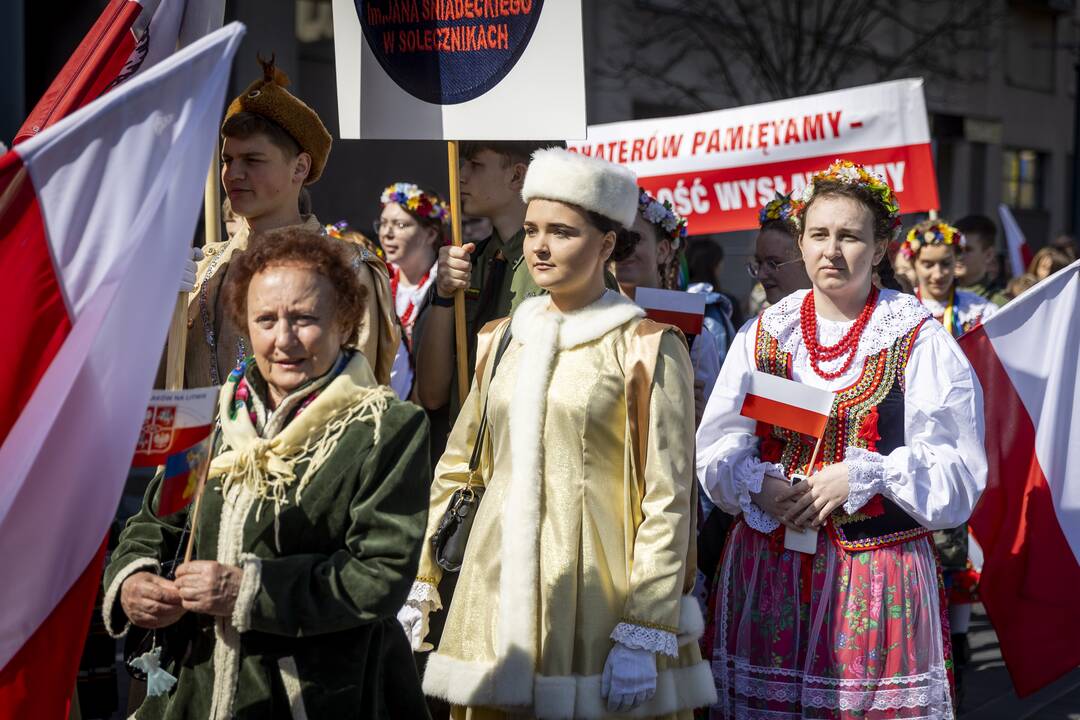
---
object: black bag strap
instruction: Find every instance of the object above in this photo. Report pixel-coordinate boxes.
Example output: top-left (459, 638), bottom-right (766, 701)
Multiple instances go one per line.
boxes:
top-left (468, 324), bottom-right (513, 473)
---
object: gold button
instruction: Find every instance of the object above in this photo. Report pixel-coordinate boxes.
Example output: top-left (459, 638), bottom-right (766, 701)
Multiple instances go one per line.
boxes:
top-left (187, 319), bottom-right (194, 328)
top-left (206, 246), bottom-right (216, 255)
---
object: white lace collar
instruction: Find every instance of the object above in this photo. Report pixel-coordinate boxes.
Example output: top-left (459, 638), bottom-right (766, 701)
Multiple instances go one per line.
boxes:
top-left (511, 289), bottom-right (644, 350)
top-left (760, 288), bottom-right (930, 357)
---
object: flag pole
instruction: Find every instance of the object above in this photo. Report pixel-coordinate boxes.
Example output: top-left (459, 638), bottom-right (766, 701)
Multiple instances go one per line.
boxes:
top-left (804, 434), bottom-right (825, 476)
top-left (182, 439), bottom-right (215, 563)
top-left (446, 140), bottom-right (470, 406)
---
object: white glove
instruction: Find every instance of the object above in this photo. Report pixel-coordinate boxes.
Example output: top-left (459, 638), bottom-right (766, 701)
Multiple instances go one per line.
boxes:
top-left (601, 642), bottom-right (657, 713)
top-left (396, 601), bottom-right (434, 652)
top-left (180, 246), bottom-right (205, 293)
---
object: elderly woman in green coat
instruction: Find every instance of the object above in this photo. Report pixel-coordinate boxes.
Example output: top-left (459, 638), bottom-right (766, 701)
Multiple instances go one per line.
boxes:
top-left (103, 228), bottom-right (431, 719)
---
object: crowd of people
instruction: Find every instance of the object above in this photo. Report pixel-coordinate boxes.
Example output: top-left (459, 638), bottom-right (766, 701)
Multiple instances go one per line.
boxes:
top-left (92, 58), bottom-right (1077, 720)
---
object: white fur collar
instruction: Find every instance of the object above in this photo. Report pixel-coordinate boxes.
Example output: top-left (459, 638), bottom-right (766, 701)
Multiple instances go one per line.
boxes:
top-left (761, 288), bottom-right (930, 357)
top-left (510, 290), bottom-right (644, 350)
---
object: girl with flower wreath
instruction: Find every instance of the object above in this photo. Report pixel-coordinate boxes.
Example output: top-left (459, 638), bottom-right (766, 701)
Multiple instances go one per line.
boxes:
top-left (375, 182), bottom-right (450, 399)
top-left (696, 160), bottom-right (987, 719)
top-left (903, 219), bottom-right (998, 338)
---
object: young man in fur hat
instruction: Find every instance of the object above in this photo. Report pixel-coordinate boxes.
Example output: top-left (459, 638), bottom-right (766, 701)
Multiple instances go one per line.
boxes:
top-left (182, 59), bottom-right (398, 389)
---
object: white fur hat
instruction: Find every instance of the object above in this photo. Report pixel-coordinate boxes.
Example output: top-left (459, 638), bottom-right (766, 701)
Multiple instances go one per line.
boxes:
top-left (521, 148), bottom-right (639, 228)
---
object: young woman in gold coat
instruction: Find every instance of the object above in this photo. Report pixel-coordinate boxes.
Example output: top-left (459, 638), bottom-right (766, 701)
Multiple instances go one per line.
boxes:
top-left (399, 149), bottom-right (716, 719)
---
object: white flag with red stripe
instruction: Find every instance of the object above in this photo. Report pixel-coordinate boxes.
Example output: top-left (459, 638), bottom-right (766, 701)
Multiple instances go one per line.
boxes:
top-left (635, 286), bottom-right (707, 336)
top-left (998, 203), bottom-right (1035, 278)
top-left (961, 260), bottom-right (1080, 696)
top-left (13, 0), bottom-right (225, 145)
top-left (0, 23), bottom-right (243, 716)
top-left (740, 371), bottom-right (836, 438)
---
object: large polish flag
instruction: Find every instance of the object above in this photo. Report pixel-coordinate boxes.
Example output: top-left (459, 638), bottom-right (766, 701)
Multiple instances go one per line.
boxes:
top-left (13, 0), bottom-right (225, 145)
top-left (961, 260), bottom-right (1080, 696)
top-left (0, 23), bottom-right (244, 717)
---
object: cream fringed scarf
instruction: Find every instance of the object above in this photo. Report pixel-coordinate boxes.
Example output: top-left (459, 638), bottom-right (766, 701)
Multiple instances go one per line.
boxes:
top-left (208, 352), bottom-right (396, 535)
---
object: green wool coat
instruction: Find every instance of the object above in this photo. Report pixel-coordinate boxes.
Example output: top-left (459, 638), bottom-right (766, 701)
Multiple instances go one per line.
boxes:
top-left (103, 399), bottom-right (432, 720)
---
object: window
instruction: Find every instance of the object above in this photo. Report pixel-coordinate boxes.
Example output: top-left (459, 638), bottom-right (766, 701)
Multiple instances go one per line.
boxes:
top-left (1002, 149), bottom-right (1046, 209)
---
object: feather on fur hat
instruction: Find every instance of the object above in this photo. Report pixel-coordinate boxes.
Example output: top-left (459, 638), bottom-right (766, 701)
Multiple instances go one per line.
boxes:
top-left (224, 55), bottom-right (332, 184)
top-left (521, 148), bottom-right (638, 228)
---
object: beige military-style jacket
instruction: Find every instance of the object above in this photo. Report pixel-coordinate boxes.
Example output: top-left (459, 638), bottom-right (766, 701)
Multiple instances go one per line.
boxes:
top-left (183, 215), bottom-right (399, 389)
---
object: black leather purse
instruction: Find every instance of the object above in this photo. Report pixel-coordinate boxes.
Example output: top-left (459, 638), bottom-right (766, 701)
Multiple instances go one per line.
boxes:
top-left (430, 326), bottom-right (513, 573)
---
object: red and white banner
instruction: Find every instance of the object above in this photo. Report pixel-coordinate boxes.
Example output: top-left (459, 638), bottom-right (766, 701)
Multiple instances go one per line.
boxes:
top-left (133, 388), bottom-right (217, 467)
top-left (13, 0), bottom-right (225, 145)
top-left (0, 23), bottom-right (243, 717)
top-left (740, 371), bottom-right (836, 439)
top-left (635, 287), bottom-right (706, 335)
top-left (568, 79), bottom-right (939, 235)
top-left (962, 260), bottom-right (1080, 697)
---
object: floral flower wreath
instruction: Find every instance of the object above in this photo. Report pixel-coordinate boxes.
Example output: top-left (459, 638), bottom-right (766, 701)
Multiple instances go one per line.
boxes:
top-left (758, 192), bottom-right (795, 227)
top-left (638, 188), bottom-right (689, 248)
top-left (899, 220), bottom-right (966, 260)
top-left (380, 182), bottom-right (450, 224)
top-left (325, 221), bottom-right (384, 259)
top-left (790, 159), bottom-right (902, 238)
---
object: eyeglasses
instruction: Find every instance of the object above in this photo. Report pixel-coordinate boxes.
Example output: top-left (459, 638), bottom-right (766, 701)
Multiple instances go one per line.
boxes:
top-left (746, 257), bottom-right (803, 279)
top-left (373, 219), bottom-right (416, 234)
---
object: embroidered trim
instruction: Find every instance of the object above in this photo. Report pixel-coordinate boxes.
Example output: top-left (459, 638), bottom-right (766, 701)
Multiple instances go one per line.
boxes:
top-left (611, 622), bottom-right (679, 658)
top-left (408, 579), bottom-right (442, 611)
top-left (843, 446), bottom-right (886, 515)
top-left (619, 616), bottom-right (679, 634)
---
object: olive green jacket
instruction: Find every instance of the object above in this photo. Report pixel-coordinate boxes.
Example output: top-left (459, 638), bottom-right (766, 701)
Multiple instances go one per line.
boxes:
top-left (103, 395), bottom-right (431, 719)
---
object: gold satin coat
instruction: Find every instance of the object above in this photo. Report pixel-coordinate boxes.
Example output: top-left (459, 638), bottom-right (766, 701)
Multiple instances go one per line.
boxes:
top-left (418, 292), bottom-right (715, 719)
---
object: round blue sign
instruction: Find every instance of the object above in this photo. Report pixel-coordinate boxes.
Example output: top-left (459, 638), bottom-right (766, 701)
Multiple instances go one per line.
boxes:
top-left (355, 0), bottom-right (545, 105)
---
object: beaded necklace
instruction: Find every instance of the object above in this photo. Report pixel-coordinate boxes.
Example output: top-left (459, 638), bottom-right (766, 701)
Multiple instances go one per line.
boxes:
top-left (799, 287), bottom-right (879, 380)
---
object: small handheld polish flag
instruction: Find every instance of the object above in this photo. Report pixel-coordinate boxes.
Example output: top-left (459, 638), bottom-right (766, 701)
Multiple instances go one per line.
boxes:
top-left (635, 287), bottom-right (706, 336)
top-left (740, 371), bottom-right (836, 439)
top-left (739, 371), bottom-right (837, 554)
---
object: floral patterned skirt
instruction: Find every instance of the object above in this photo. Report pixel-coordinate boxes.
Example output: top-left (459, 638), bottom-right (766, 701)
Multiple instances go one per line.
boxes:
top-left (706, 521), bottom-right (954, 720)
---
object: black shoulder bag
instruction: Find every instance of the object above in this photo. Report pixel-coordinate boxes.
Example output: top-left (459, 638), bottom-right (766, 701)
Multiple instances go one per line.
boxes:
top-left (430, 325), bottom-right (513, 573)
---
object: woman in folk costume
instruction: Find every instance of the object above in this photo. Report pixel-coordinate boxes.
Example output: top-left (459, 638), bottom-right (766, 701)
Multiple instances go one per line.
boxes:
top-left (104, 229), bottom-right (431, 719)
top-left (902, 218), bottom-right (996, 704)
top-left (696, 160), bottom-right (987, 719)
top-left (904, 219), bottom-right (998, 337)
top-left (398, 149), bottom-right (717, 718)
top-left (374, 182), bottom-right (449, 400)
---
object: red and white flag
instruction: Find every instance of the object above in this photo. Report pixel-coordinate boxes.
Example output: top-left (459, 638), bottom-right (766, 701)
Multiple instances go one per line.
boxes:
top-left (635, 287), bottom-right (707, 336)
top-left (998, 203), bottom-right (1035, 278)
top-left (0, 23), bottom-right (243, 717)
top-left (740, 371), bottom-right (836, 438)
top-left (961, 260), bottom-right (1080, 697)
top-left (13, 0), bottom-right (225, 145)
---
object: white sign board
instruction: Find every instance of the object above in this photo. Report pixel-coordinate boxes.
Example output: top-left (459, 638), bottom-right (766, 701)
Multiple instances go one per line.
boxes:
top-left (332, 0), bottom-right (585, 140)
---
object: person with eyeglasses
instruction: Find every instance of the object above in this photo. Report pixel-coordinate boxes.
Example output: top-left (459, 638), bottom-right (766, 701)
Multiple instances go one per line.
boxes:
top-left (747, 194), bottom-right (812, 307)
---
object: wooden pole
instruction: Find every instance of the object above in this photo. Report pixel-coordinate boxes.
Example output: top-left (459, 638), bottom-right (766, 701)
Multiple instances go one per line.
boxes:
top-left (182, 440), bottom-right (214, 563)
top-left (446, 140), bottom-right (470, 407)
top-left (928, 208), bottom-right (939, 220)
top-left (804, 434), bottom-right (825, 477)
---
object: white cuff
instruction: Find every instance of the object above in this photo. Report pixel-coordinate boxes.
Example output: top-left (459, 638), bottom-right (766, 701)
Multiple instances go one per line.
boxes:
top-left (102, 557), bottom-right (161, 639)
top-left (738, 458), bottom-right (785, 533)
top-left (408, 579), bottom-right (442, 612)
top-left (843, 447), bottom-right (887, 515)
top-left (231, 553), bottom-right (262, 633)
top-left (610, 622), bottom-right (679, 658)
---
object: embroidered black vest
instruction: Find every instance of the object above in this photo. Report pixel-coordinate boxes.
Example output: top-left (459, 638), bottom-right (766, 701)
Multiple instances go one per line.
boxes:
top-left (754, 319), bottom-right (931, 551)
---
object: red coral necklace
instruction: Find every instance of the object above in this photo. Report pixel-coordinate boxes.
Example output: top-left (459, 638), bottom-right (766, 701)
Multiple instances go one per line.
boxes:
top-left (800, 287), bottom-right (879, 380)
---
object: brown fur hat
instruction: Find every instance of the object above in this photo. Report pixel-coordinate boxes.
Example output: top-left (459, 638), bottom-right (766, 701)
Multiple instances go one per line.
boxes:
top-left (224, 55), bottom-right (332, 184)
